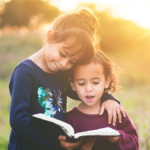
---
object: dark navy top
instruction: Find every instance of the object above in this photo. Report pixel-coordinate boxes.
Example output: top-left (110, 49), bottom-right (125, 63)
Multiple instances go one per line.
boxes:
top-left (8, 59), bottom-right (118, 150)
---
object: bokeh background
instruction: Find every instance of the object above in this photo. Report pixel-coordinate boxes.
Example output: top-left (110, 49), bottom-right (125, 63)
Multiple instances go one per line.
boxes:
top-left (0, 0), bottom-right (150, 149)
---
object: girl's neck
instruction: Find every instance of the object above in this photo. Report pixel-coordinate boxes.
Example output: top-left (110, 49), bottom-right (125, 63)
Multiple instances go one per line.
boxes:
top-left (77, 102), bottom-right (101, 115)
top-left (28, 46), bottom-right (52, 74)
top-left (28, 47), bottom-right (44, 64)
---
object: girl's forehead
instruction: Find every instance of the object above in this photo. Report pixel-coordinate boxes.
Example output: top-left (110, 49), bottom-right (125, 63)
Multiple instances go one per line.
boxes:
top-left (62, 38), bottom-right (83, 57)
top-left (74, 63), bottom-right (104, 75)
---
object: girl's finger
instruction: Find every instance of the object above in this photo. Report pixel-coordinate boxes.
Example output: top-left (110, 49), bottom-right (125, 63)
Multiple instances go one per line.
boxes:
top-left (58, 135), bottom-right (66, 141)
top-left (116, 107), bottom-right (122, 123)
top-left (99, 104), bottom-right (104, 115)
top-left (120, 106), bottom-right (126, 117)
top-left (107, 110), bottom-right (113, 124)
top-left (109, 136), bottom-right (119, 143)
top-left (112, 110), bottom-right (117, 126)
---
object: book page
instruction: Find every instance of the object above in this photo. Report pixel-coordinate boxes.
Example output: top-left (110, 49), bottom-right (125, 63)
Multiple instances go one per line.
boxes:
top-left (32, 113), bottom-right (75, 137)
top-left (74, 127), bottom-right (120, 139)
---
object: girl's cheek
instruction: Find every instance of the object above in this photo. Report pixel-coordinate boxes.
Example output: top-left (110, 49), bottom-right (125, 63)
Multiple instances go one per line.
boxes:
top-left (68, 64), bottom-right (73, 70)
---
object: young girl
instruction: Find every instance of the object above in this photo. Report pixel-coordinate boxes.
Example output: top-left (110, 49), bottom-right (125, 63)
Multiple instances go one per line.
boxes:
top-left (67, 50), bottom-right (139, 150)
top-left (8, 8), bottom-right (125, 150)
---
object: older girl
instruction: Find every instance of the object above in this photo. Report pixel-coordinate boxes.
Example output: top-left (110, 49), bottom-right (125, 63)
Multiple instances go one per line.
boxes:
top-left (8, 8), bottom-right (125, 150)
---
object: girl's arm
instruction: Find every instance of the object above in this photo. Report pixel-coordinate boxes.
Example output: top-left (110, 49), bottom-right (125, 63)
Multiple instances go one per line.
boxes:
top-left (9, 64), bottom-right (63, 149)
top-left (100, 93), bottom-right (126, 126)
top-left (108, 112), bottom-right (139, 150)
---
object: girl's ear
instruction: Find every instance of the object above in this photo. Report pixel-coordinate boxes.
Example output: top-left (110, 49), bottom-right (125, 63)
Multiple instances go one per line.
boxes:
top-left (47, 29), bottom-right (54, 38)
top-left (105, 76), bottom-right (112, 89)
top-left (68, 78), bottom-right (76, 91)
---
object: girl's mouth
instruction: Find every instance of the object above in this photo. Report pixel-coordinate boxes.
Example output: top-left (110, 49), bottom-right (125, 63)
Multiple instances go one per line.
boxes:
top-left (55, 63), bottom-right (60, 70)
top-left (86, 95), bottom-right (94, 102)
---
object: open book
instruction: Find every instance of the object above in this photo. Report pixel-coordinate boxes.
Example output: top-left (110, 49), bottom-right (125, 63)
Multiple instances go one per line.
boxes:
top-left (31, 113), bottom-right (121, 140)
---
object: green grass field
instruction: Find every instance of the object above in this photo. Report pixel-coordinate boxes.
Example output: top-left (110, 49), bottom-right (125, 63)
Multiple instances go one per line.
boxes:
top-left (0, 32), bottom-right (150, 149)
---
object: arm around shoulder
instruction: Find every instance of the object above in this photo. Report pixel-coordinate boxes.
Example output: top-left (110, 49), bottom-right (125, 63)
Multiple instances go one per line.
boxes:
top-left (101, 92), bottom-right (120, 104)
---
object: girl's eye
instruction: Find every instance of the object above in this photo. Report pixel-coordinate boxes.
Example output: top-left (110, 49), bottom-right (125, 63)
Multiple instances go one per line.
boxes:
top-left (93, 82), bottom-right (99, 85)
top-left (79, 83), bottom-right (85, 86)
top-left (60, 52), bottom-right (66, 57)
top-left (70, 61), bottom-right (76, 64)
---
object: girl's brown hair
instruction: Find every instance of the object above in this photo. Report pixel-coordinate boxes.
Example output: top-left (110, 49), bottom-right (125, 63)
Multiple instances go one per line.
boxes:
top-left (90, 50), bottom-right (121, 93)
top-left (70, 50), bottom-right (121, 93)
top-left (46, 8), bottom-right (99, 63)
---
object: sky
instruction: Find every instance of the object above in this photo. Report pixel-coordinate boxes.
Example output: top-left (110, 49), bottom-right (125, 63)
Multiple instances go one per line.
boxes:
top-left (50, 0), bottom-right (150, 29)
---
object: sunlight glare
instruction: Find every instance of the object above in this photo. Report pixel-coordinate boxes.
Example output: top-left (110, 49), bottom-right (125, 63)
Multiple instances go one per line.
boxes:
top-left (50, 0), bottom-right (80, 11)
top-left (50, 0), bottom-right (150, 29)
top-left (112, 3), bottom-right (150, 29)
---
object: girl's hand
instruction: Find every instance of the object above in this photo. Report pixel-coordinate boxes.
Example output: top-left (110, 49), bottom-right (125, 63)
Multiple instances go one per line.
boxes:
top-left (59, 135), bottom-right (84, 150)
top-left (80, 137), bottom-right (96, 150)
top-left (99, 100), bottom-right (126, 126)
top-left (103, 136), bottom-right (120, 143)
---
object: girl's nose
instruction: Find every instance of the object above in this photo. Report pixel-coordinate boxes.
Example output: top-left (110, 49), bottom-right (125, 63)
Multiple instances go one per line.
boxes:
top-left (60, 59), bottom-right (68, 68)
top-left (86, 83), bottom-right (93, 92)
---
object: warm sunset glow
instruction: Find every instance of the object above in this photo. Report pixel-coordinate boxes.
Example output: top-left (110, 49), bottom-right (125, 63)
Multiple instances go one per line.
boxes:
top-left (50, 0), bottom-right (150, 29)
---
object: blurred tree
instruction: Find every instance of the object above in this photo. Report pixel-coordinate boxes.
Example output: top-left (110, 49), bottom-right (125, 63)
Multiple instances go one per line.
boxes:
top-left (97, 11), bottom-right (149, 52)
top-left (0, 0), bottom-right (60, 27)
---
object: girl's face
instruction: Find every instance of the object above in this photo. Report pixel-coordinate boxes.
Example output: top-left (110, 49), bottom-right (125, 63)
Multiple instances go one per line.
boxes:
top-left (70, 62), bottom-right (111, 108)
top-left (44, 37), bottom-right (84, 74)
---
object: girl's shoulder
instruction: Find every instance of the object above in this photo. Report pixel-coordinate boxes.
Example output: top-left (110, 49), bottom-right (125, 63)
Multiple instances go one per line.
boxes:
top-left (66, 107), bottom-right (77, 116)
top-left (15, 59), bottom-right (39, 72)
top-left (9, 59), bottom-right (46, 87)
top-left (12, 59), bottom-right (35, 73)
top-left (9, 59), bottom-right (36, 80)
top-left (66, 107), bottom-right (78, 122)
top-left (13, 59), bottom-right (54, 79)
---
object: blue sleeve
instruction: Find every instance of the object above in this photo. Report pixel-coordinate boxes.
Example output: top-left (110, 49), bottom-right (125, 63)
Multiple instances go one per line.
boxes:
top-left (101, 92), bottom-right (120, 104)
top-left (9, 64), bottom-right (63, 149)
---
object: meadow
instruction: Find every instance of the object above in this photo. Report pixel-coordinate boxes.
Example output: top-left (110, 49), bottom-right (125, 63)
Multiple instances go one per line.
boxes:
top-left (0, 31), bottom-right (150, 150)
